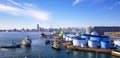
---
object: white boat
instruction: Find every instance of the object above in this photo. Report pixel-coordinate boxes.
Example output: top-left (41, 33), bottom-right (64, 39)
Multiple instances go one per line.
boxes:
top-left (112, 50), bottom-right (120, 57)
top-left (21, 36), bottom-right (32, 46)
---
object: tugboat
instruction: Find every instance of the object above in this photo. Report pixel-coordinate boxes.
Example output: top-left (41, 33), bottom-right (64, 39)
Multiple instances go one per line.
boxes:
top-left (21, 36), bottom-right (32, 47)
top-left (51, 40), bottom-right (60, 50)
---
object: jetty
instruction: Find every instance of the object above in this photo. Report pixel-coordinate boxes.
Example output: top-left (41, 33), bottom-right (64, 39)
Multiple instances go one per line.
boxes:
top-left (62, 42), bottom-right (112, 54)
top-left (50, 31), bottom-right (120, 57)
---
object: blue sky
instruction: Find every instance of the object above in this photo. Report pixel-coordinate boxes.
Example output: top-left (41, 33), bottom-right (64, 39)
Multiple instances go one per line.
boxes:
top-left (0, 0), bottom-right (120, 29)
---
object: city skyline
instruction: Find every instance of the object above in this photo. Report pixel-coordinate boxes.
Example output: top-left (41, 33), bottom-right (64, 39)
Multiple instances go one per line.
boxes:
top-left (0, 0), bottom-right (120, 29)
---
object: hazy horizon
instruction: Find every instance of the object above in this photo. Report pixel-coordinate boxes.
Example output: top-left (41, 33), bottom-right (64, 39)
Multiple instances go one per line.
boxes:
top-left (0, 0), bottom-right (120, 29)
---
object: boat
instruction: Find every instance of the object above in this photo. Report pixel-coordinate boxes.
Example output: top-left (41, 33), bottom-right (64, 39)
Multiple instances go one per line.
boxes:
top-left (51, 31), bottom-right (58, 36)
top-left (40, 32), bottom-right (46, 38)
top-left (51, 40), bottom-right (60, 50)
top-left (45, 39), bottom-right (50, 44)
top-left (0, 44), bottom-right (21, 48)
top-left (21, 36), bottom-right (32, 47)
top-left (112, 49), bottom-right (120, 57)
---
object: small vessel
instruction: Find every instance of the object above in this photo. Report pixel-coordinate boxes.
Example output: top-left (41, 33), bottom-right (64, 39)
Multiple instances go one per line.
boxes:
top-left (21, 36), bottom-right (32, 47)
top-left (40, 32), bottom-right (46, 37)
top-left (51, 40), bottom-right (60, 50)
top-left (45, 39), bottom-right (50, 44)
top-left (112, 49), bottom-right (120, 57)
top-left (51, 31), bottom-right (58, 36)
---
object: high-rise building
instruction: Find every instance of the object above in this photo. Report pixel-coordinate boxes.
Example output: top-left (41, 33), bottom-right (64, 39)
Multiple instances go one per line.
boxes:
top-left (37, 24), bottom-right (40, 31)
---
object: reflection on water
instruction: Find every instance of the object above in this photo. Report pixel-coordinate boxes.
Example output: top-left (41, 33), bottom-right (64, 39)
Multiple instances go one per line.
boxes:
top-left (87, 52), bottom-right (96, 58)
top-left (0, 32), bottom-right (119, 58)
top-left (32, 39), bottom-right (42, 45)
top-left (98, 53), bottom-right (112, 58)
top-left (22, 47), bottom-right (32, 58)
top-left (0, 48), bottom-right (9, 51)
top-left (73, 50), bottom-right (80, 57)
top-left (72, 51), bottom-right (113, 58)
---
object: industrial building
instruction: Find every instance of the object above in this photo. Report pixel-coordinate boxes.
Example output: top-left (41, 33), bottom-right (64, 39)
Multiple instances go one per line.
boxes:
top-left (86, 26), bottom-right (120, 36)
top-left (64, 32), bottom-right (111, 49)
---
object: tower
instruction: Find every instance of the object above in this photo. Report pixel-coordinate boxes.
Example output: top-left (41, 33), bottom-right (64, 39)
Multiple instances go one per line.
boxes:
top-left (37, 24), bottom-right (40, 31)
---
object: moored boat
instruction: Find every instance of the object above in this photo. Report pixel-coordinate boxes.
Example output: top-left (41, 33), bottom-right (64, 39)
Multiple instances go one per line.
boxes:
top-left (51, 41), bottom-right (60, 50)
top-left (51, 31), bottom-right (58, 36)
top-left (45, 39), bottom-right (50, 44)
top-left (21, 36), bottom-right (32, 47)
top-left (112, 50), bottom-right (120, 57)
top-left (40, 32), bottom-right (46, 37)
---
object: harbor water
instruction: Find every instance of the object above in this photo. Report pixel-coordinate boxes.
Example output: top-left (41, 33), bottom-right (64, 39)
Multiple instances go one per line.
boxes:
top-left (0, 32), bottom-right (119, 58)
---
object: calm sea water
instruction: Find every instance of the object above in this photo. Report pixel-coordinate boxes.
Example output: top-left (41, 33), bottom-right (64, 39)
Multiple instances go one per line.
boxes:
top-left (0, 32), bottom-right (119, 58)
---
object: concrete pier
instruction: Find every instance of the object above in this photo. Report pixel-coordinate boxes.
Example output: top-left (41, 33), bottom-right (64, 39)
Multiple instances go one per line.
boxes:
top-left (62, 42), bottom-right (112, 54)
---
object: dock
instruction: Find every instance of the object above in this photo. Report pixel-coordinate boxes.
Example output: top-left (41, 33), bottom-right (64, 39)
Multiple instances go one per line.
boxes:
top-left (62, 42), bottom-right (112, 54)
top-left (67, 45), bottom-right (111, 53)
top-left (52, 35), bottom-right (120, 56)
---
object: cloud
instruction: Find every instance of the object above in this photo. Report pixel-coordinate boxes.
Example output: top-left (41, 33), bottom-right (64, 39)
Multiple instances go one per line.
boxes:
top-left (92, 0), bottom-right (106, 3)
top-left (28, 10), bottom-right (50, 21)
top-left (96, 1), bottom-right (120, 13)
top-left (8, 0), bottom-right (20, 6)
top-left (0, 0), bottom-right (51, 21)
top-left (24, 3), bottom-right (35, 8)
top-left (109, 1), bottom-right (120, 10)
top-left (96, 6), bottom-right (108, 13)
top-left (73, 0), bottom-right (81, 6)
top-left (0, 4), bottom-right (26, 15)
top-left (72, 0), bottom-right (105, 6)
